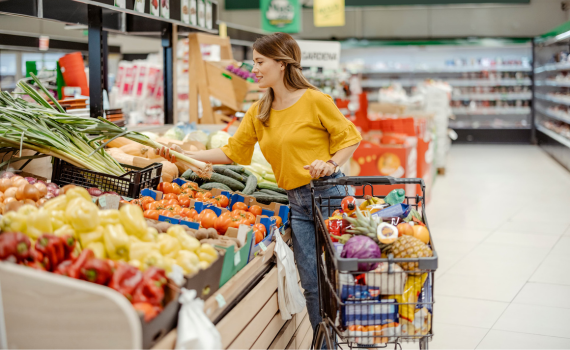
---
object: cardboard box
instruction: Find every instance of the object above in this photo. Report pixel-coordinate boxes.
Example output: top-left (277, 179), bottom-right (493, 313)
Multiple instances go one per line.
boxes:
top-left (141, 282), bottom-right (180, 349)
top-left (218, 226), bottom-right (254, 287)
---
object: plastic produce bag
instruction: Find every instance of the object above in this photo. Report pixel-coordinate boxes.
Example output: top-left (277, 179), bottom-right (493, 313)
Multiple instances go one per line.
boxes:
top-left (175, 288), bottom-right (221, 350)
top-left (274, 229), bottom-right (306, 320)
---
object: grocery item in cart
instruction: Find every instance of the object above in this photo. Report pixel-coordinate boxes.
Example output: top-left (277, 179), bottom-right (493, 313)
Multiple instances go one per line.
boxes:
top-left (342, 299), bottom-right (399, 326)
top-left (363, 262), bottom-right (408, 295)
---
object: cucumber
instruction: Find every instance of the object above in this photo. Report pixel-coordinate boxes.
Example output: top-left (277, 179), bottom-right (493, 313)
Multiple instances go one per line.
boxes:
top-left (209, 173), bottom-right (245, 191)
top-left (243, 173), bottom-right (258, 195)
top-left (200, 182), bottom-right (232, 191)
top-left (260, 189), bottom-right (285, 197)
top-left (214, 167), bottom-right (246, 183)
top-left (243, 169), bottom-right (254, 177)
top-left (181, 169), bottom-right (201, 183)
top-left (257, 182), bottom-right (287, 195)
top-left (251, 192), bottom-right (289, 204)
top-left (213, 165), bottom-right (245, 174)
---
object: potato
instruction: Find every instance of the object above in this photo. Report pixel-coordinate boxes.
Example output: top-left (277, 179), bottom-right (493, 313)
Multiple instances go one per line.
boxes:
top-left (206, 228), bottom-right (219, 239)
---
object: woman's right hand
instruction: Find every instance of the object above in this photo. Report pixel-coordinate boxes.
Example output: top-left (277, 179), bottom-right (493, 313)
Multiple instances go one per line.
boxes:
top-left (157, 145), bottom-right (185, 163)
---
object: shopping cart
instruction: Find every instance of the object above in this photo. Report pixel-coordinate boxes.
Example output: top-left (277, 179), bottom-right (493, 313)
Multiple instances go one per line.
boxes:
top-left (310, 176), bottom-right (438, 349)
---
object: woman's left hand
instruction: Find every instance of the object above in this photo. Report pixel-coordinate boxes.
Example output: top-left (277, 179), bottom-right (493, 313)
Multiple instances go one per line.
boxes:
top-left (304, 160), bottom-right (335, 179)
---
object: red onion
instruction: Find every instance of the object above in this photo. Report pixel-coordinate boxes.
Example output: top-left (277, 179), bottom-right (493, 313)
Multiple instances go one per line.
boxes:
top-left (44, 193), bottom-right (56, 200)
top-left (49, 188), bottom-right (60, 197)
top-left (24, 177), bottom-right (38, 185)
top-left (0, 172), bottom-right (15, 179)
top-left (103, 191), bottom-right (118, 195)
top-left (87, 188), bottom-right (103, 197)
top-left (36, 180), bottom-right (47, 187)
top-left (46, 183), bottom-right (59, 190)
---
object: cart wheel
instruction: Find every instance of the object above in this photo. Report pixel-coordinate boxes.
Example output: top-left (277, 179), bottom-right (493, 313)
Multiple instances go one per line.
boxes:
top-left (311, 322), bottom-right (335, 349)
top-left (419, 337), bottom-right (429, 350)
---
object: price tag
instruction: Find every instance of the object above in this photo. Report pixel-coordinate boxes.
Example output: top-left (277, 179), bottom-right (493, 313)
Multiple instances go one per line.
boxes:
top-left (259, 242), bottom-right (267, 251)
top-left (99, 196), bottom-right (107, 207)
top-left (234, 253), bottom-right (241, 266)
top-left (215, 294), bottom-right (226, 308)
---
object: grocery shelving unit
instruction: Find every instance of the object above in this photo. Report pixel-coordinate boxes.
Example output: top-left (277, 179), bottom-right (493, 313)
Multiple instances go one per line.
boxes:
top-left (533, 21), bottom-right (570, 171)
top-left (342, 40), bottom-right (534, 143)
top-left (0, 0), bottom-right (219, 124)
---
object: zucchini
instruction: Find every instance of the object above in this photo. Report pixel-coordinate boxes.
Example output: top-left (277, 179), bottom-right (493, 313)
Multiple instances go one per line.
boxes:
top-left (200, 182), bottom-right (232, 191)
top-left (209, 173), bottom-right (245, 191)
top-left (181, 169), bottom-right (201, 183)
top-left (243, 173), bottom-right (258, 195)
top-left (213, 165), bottom-right (245, 173)
top-left (257, 182), bottom-right (287, 195)
top-left (215, 167), bottom-right (246, 183)
top-left (260, 189), bottom-right (285, 197)
top-left (251, 192), bottom-right (289, 204)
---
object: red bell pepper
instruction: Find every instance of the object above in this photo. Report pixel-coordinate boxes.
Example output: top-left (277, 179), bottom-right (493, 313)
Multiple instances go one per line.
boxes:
top-left (54, 260), bottom-right (73, 276)
top-left (25, 260), bottom-right (46, 271)
top-left (109, 262), bottom-right (143, 301)
top-left (0, 232), bottom-right (31, 262)
top-left (132, 267), bottom-right (167, 306)
top-left (80, 258), bottom-right (113, 285)
top-left (61, 235), bottom-right (77, 260)
top-left (68, 249), bottom-right (95, 279)
top-left (35, 234), bottom-right (66, 271)
top-left (133, 302), bottom-right (163, 322)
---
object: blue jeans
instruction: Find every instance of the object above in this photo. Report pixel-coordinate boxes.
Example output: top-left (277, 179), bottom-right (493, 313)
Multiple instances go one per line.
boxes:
top-left (286, 172), bottom-right (350, 331)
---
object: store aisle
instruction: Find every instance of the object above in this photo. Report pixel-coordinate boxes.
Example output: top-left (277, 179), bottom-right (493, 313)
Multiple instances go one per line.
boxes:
top-left (418, 145), bottom-right (570, 349)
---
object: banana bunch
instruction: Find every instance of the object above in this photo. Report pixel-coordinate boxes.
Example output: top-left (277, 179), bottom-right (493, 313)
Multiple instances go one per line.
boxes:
top-left (345, 207), bottom-right (380, 244)
top-left (359, 195), bottom-right (385, 212)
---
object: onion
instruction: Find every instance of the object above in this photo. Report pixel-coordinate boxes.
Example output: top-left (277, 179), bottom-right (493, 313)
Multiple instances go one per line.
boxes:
top-left (18, 184), bottom-right (40, 201)
top-left (24, 177), bottom-right (37, 185)
top-left (88, 188), bottom-right (103, 197)
top-left (36, 198), bottom-right (47, 207)
top-left (46, 183), bottom-right (59, 191)
top-left (0, 203), bottom-right (4, 215)
top-left (24, 199), bottom-right (36, 207)
top-left (4, 187), bottom-right (17, 198)
top-left (1, 172), bottom-right (15, 179)
top-left (44, 193), bottom-right (55, 200)
top-left (52, 188), bottom-right (61, 197)
top-left (11, 177), bottom-right (28, 188)
top-left (103, 191), bottom-right (118, 195)
top-left (0, 193), bottom-right (4, 203)
top-left (4, 200), bottom-right (24, 213)
top-left (0, 178), bottom-right (12, 192)
top-left (62, 184), bottom-right (76, 194)
top-left (36, 180), bottom-right (48, 187)
top-left (34, 183), bottom-right (48, 197)
top-left (3, 197), bottom-right (16, 204)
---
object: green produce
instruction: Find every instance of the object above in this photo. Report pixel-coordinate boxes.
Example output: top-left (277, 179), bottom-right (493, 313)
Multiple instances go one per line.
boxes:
top-left (213, 165), bottom-right (245, 173)
top-left (242, 174), bottom-right (258, 195)
top-left (199, 182), bottom-right (232, 191)
top-left (181, 169), bottom-right (201, 182)
top-left (257, 182), bottom-right (287, 195)
top-left (251, 192), bottom-right (289, 204)
top-left (209, 173), bottom-right (245, 191)
top-left (260, 189), bottom-right (285, 197)
top-left (214, 167), bottom-right (246, 183)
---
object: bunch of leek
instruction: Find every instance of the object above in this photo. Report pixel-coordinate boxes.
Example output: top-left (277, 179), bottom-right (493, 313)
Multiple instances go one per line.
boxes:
top-left (0, 75), bottom-right (212, 178)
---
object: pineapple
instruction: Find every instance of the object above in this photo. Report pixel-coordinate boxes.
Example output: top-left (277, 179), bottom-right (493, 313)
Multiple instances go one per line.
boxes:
top-left (389, 235), bottom-right (433, 275)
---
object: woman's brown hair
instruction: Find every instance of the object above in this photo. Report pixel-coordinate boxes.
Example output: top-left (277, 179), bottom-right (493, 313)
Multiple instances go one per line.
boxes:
top-left (252, 32), bottom-right (318, 124)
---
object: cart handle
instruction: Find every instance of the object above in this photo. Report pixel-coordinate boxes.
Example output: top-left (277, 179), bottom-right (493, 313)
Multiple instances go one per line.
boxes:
top-left (311, 176), bottom-right (425, 188)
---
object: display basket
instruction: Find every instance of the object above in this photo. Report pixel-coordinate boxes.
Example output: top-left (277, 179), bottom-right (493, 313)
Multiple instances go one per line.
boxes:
top-left (310, 176), bottom-right (438, 349)
top-left (51, 158), bottom-right (162, 198)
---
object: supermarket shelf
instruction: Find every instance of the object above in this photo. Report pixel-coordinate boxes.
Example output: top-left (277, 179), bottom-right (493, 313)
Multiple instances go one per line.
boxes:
top-left (535, 93), bottom-right (570, 106)
top-left (361, 79), bottom-right (415, 88)
top-left (451, 93), bottom-right (532, 101)
top-left (535, 80), bottom-right (570, 87)
top-left (535, 106), bottom-right (570, 124)
top-left (536, 124), bottom-right (570, 149)
top-left (361, 79), bottom-right (532, 88)
top-left (360, 65), bottom-right (531, 74)
top-left (452, 107), bottom-right (531, 115)
top-left (452, 128), bottom-right (531, 143)
top-left (534, 62), bottom-right (570, 73)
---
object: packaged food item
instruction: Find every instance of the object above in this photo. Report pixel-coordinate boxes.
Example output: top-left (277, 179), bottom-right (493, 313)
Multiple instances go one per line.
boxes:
top-left (377, 223), bottom-right (399, 245)
top-left (363, 262), bottom-right (407, 295)
top-left (341, 285), bottom-right (380, 301)
top-left (401, 308), bottom-right (431, 337)
top-left (384, 189), bottom-right (405, 206)
top-left (342, 299), bottom-right (398, 326)
top-left (385, 273), bottom-right (428, 323)
top-left (372, 204), bottom-right (411, 220)
top-left (381, 217), bottom-right (403, 226)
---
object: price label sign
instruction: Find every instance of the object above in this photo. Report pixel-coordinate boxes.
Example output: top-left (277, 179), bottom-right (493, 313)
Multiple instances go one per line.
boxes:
top-left (234, 253), bottom-right (241, 266)
top-left (215, 294), bottom-right (226, 308)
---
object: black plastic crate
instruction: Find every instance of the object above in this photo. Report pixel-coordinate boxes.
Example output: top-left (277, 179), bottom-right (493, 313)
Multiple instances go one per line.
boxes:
top-left (51, 157), bottom-right (163, 198)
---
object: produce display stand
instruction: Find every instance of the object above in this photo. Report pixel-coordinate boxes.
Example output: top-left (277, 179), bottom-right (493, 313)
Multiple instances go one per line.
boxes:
top-left (187, 33), bottom-right (264, 125)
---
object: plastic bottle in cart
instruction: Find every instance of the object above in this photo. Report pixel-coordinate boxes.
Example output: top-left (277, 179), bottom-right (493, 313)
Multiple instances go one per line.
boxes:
top-left (385, 189), bottom-right (406, 206)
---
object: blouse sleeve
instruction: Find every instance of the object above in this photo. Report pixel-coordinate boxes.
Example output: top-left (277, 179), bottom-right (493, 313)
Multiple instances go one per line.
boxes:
top-left (317, 94), bottom-right (362, 154)
top-left (220, 105), bottom-right (258, 165)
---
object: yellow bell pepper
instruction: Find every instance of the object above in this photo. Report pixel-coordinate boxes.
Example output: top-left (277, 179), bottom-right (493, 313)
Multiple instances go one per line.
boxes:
top-left (0, 211), bottom-right (27, 233)
top-left (26, 208), bottom-right (53, 239)
top-left (130, 241), bottom-right (159, 261)
top-left (66, 198), bottom-right (100, 232)
top-left (128, 259), bottom-right (143, 269)
top-left (99, 209), bottom-right (120, 226)
top-left (103, 224), bottom-right (130, 260)
top-left (43, 195), bottom-right (68, 213)
top-left (54, 224), bottom-right (76, 239)
top-left (197, 243), bottom-right (218, 265)
top-left (86, 242), bottom-right (107, 259)
top-left (119, 205), bottom-right (148, 239)
top-left (176, 250), bottom-right (200, 275)
top-left (143, 250), bottom-right (167, 270)
top-left (66, 187), bottom-right (91, 202)
top-left (163, 257), bottom-right (176, 273)
top-left (18, 204), bottom-right (38, 216)
top-left (157, 234), bottom-right (181, 258)
top-left (142, 227), bottom-right (158, 243)
top-left (167, 225), bottom-right (200, 252)
top-left (199, 261), bottom-right (210, 270)
top-left (50, 210), bottom-right (67, 230)
top-left (79, 226), bottom-right (104, 247)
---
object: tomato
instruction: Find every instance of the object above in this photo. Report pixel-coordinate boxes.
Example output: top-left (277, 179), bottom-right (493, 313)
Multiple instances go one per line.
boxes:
top-left (181, 190), bottom-right (195, 198)
top-left (180, 208), bottom-right (197, 219)
top-left (332, 209), bottom-right (343, 217)
top-left (220, 211), bottom-right (231, 219)
top-left (232, 202), bottom-right (248, 211)
top-left (141, 196), bottom-right (155, 210)
top-left (182, 182), bottom-right (198, 190)
top-left (248, 205), bottom-right (262, 217)
top-left (253, 223), bottom-right (267, 238)
top-left (214, 215), bottom-right (232, 235)
top-left (203, 192), bottom-right (213, 199)
top-left (254, 229), bottom-right (264, 244)
top-left (244, 212), bottom-right (256, 225)
top-left (214, 195), bottom-right (229, 208)
top-left (159, 182), bottom-right (172, 194)
top-left (178, 194), bottom-right (192, 207)
top-left (163, 199), bottom-right (180, 207)
top-left (144, 209), bottom-right (159, 220)
top-left (341, 196), bottom-right (357, 215)
top-left (207, 198), bottom-right (218, 206)
top-left (195, 192), bottom-right (206, 201)
top-left (158, 209), bottom-right (174, 217)
top-left (120, 200), bottom-right (130, 204)
top-left (170, 183), bottom-right (181, 195)
top-left (163, 193), bottom-right (178, 200)
top-left (271, 215), bottom-right (282, 228)
top-left (165, 205), bottom-right (182, 216)
top-left (148, 202), bottom-right (164, 210)
top-left (198, 209), bottom-right (217, 229)
top-left (157, 182), bottom-right (165, 192)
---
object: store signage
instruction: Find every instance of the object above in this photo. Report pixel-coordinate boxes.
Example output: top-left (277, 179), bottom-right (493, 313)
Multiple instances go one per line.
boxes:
top-left (114, 0), bottom-right (126, 8)
top-left (260, 0), bottom-right (301, 33)
top-left (314, 0), bottom-right (345, 27)
top-left (39, 36), bottom-right (50, 51)
top-left (297, 40), bottom-right (341, 69)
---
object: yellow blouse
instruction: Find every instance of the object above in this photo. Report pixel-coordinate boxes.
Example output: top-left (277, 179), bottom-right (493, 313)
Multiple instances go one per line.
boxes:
top-left (220, 89), bottom-right (362, 190)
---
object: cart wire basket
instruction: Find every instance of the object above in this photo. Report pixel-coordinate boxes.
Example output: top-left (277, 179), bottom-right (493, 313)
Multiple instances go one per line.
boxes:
top-left (310, 176), bottom-right (438, 350)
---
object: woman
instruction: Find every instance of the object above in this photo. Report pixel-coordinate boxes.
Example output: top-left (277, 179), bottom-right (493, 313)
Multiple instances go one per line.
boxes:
top-left (159, 32), bottom-right (361, 331)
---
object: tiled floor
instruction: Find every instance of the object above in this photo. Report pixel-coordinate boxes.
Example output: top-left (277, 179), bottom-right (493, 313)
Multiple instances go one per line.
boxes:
top-left (416, 145), bottom-right (570, 349)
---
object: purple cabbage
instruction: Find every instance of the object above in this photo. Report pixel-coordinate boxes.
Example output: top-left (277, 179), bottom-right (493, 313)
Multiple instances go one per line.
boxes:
top-left (340, 236), bottom-right (381, 272)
